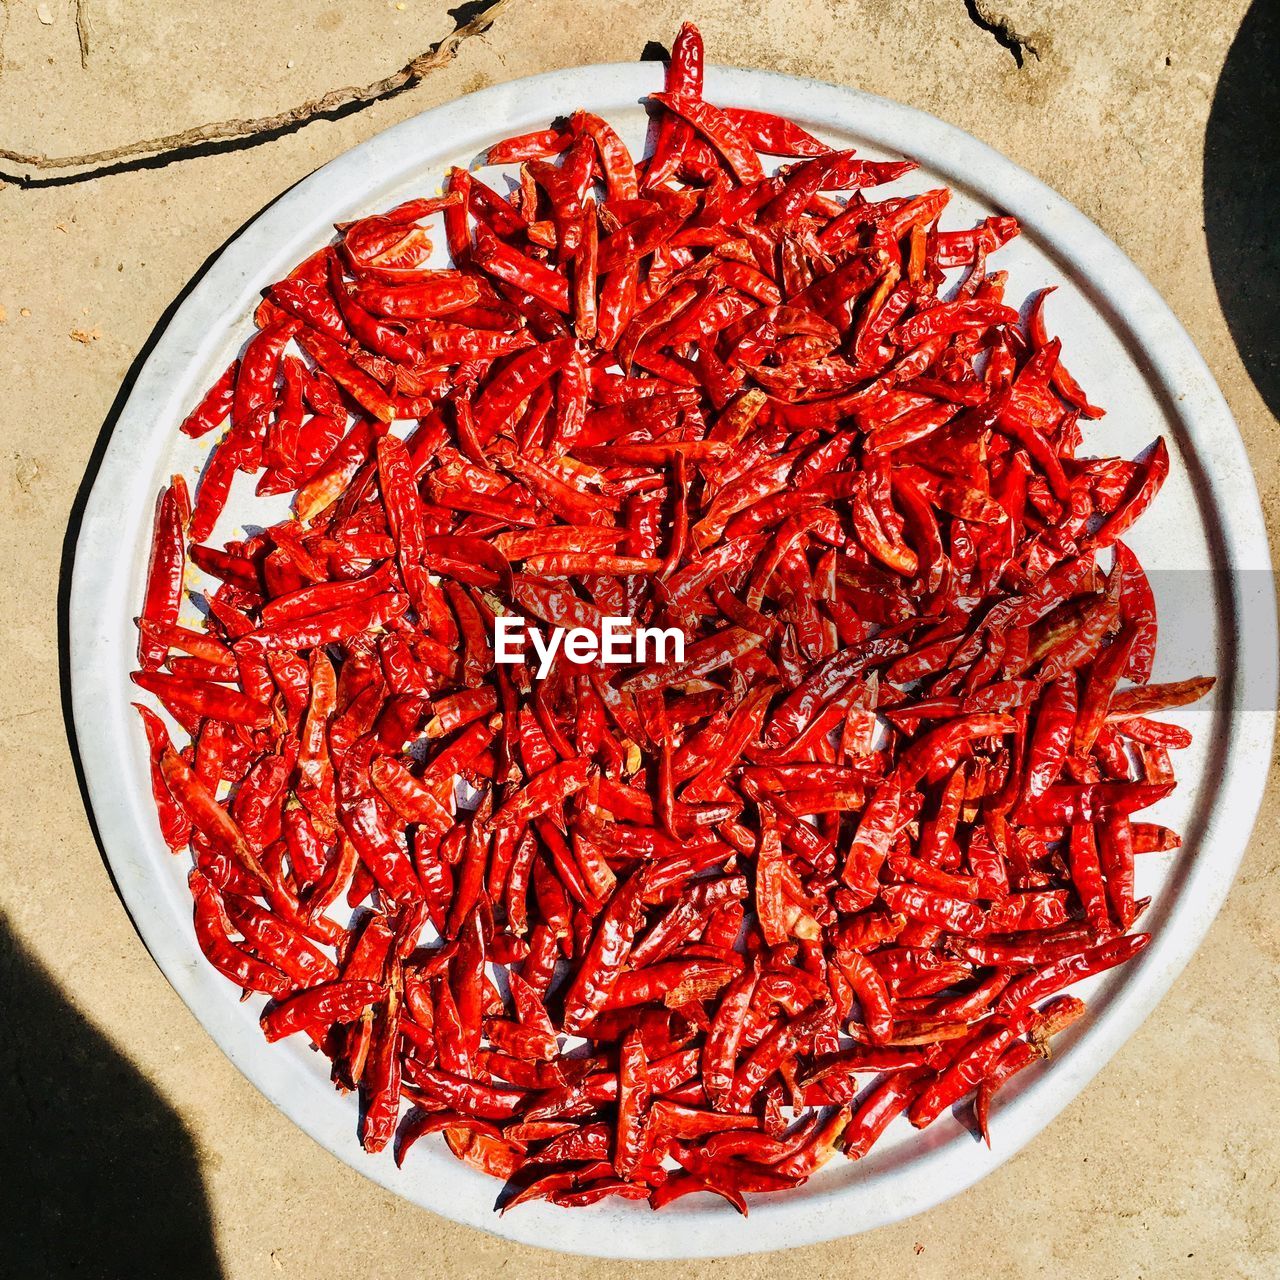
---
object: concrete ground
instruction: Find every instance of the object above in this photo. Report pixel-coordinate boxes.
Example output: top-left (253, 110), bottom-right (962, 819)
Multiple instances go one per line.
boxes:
top-left (0, 1), bottom-right (1276, 1276)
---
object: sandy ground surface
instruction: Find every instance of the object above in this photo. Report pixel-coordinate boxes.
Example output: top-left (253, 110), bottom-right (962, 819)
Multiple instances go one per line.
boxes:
top-left (0, 1), bottom-right (1276, 1276)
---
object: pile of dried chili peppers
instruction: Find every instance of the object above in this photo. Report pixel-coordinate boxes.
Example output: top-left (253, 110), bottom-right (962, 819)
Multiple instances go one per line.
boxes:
top-left (132, 22), bottom-right (1213, 1213)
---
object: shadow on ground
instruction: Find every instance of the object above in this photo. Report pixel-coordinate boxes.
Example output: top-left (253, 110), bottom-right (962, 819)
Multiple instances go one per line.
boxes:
top-left (0, 914), bottom-right (224, 1278)
top-left (1204, 0), bottom-right (1280, 421)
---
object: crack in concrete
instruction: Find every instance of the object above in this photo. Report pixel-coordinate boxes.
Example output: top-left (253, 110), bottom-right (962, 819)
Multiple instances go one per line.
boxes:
top-left (75, 0), bottom-right (93, 69)
top-left (965, 0), bottom-right (1043, 68)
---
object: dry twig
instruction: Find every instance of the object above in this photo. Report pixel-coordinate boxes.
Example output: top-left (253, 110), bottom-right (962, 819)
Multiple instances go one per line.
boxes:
top-left (0, 0), bottom-right (513, 176)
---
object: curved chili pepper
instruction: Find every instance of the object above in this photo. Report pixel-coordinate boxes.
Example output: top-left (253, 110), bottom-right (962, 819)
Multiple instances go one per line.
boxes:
top-left (908, 1018), bottom-right (1022, 1128)
top-left (261, 979), bottom-right (382, 1041)
top-left (179, 361), bottom-right (238, 439)
top-left (189, 870), bottom-right (291, 998)
top-left (1093, 439), bottom-right (1170, 548)
top-left (645, 21), bottom-right (703, 186)
top-left (339, 793), bottom-right (421, 904)
top-left (998, 933), bottom-right (1151, 1016)
top-left (293, 327), bottom-right (397, 422)
top-left (650, 93), bottom-right (764, 185)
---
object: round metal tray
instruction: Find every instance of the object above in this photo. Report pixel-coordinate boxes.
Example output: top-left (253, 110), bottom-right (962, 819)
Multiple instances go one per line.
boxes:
top-left (70, 61), bottom-right (1277, 1258)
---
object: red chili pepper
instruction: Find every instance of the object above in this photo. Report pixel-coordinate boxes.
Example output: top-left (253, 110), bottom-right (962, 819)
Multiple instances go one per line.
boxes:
top-left (137, 483), bottom-right (187, 670)
top-left (130, 669), bottom-right (271, 727)
top-left (721, 106), bottom-right (832, 157)
top-left (179, 361), bottom-right (238, 438)
top-left (998, 934), bottom-right (1151, 1016)
top-left (260, 979), bottom-right (383, 1042)
top-left (189, 870), bottom-right (292, 998)
top-left (350, 273), bottom-right (479, 319)
top-left (908, 1019), bottom-right (1022, 1128)
top-left (560, 872), bottom-right (647, 1034)
top-left (224, 893), bottom-right (338, 987)
top-left (269, 276), bottom-right (351, 345)
top-left (1094, 439), bottom-right (1170, 548)
top-left (1106, 675), bottom-right (1215, 720)
top-left (293, 327), bottom-right (398, 422)
top-left (1022, 674), bottom-right (1078, 802)
top-left (651, 93), bottom-right (765, 185)
top-left (472, 230), bottom-right (571, 315)
top-left (135, 22), bottom-right (1205, 1209)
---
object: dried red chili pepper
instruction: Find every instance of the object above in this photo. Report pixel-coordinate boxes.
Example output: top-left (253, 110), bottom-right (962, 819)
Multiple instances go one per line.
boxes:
top-left (132, 23), bottom-right (1210, 1212)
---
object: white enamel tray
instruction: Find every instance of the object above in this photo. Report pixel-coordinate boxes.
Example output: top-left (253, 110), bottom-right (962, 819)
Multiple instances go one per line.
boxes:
top-left (69, 62), bottom-right (1277, 1258)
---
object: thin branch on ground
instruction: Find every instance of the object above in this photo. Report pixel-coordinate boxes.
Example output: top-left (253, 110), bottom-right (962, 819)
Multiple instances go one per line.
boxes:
top-left (0, 0), bottom-right (513, 178)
